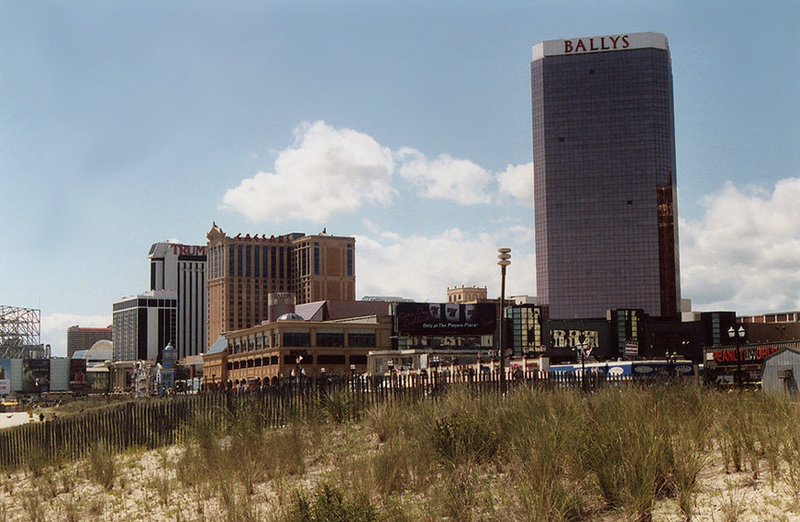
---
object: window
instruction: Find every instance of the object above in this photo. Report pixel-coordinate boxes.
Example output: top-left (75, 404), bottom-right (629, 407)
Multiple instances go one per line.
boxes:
top-left (318, 354), bottom-right (346, 365)
top-left (316, 332), bottom-right (344, 347)
top-left (284, 354), bottom-right (311, 365)
top-left (349, 355), bottom-right (367, 365)
top-left (245, 245), bottom-right (251, 277)
top-left (346, 247), bottom-right (353, 276)
top-left (348, 333), bottom-right (376, 347)
top-left (283, 332), bottom-right (311, 347)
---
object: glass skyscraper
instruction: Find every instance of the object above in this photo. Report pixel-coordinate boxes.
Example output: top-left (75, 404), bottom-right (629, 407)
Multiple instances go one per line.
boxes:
top-left (531, 32), bottom-right (680, 320)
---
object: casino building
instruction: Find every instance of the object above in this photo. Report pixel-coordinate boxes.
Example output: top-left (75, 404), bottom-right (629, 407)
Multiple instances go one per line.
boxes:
top-left (67, 325), bottom-right (112, 358)
top-left (148, 242), bottom-right (207, 359)
top-left (205, 224), bottom-right (355, 352)
top-left (203, 298), bottom-right (392, 388)
top-left (112, 242), bottom-right (206, 362)
top-left (531, 32), bottom-right (681, 320)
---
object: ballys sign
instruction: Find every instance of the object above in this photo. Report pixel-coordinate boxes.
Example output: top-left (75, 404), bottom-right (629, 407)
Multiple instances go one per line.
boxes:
top-left (564, 35), bottom-right (629, 54)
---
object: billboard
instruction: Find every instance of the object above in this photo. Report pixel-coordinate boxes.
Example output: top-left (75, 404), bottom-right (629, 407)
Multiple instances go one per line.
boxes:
top-left (395, 303), bottom-right (496, 336)
top-left (0, 360), bottom-right (10, 395)
top-left (22, 359), bottom-right (50, 394)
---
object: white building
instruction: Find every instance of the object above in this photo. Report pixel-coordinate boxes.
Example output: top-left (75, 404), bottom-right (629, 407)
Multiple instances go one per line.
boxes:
top-left (112, 242), bottom-right (206, 362)
top-left (112, 290), bottom-right (177, 362)
top-left (148, 242), bottom-right (206, 359)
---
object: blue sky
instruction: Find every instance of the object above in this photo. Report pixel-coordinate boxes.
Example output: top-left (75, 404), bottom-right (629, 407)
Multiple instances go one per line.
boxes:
top-left (1, 1), bottom-right (798, 356)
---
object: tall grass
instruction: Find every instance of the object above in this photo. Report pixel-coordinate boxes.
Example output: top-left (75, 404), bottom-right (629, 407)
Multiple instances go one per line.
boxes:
top-left (13, 380), bottom-right (800, 521)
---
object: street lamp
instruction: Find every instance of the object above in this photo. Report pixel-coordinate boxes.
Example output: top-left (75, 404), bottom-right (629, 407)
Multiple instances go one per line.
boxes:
top-left (728, 325), bottom-right (746, 389)
top-left (775, 325), bottom-right (786, 341)
top-left (497, 248), bottom-right (511, 393)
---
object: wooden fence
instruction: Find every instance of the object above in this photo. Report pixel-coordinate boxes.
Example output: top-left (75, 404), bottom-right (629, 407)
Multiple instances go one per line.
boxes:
top-left (0, 370), bottom-right (666, 470)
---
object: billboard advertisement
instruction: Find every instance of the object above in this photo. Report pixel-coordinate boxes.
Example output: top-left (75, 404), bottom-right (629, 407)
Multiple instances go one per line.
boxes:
top-left (22, 359), bottom-right (50, 394)
top-left (395, 303), bottom-right (496, 336)
top-left (0, 360), bottom-right (10, 395)
top-left (70, 359), bottom-right (88, 391)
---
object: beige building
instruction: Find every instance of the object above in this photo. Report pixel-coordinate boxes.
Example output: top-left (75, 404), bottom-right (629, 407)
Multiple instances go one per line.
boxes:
top-left (203, 313), bottom-right (391, 388)
top-left (447, 286), bottom-right (488, 304)
top-left (205, 224), bottom-right (355, 351)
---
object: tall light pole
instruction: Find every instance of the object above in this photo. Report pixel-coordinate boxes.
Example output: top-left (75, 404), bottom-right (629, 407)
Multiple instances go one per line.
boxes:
top-left (497, 248), bottom-right (511, 393)
top-left (728, 325), bottom-right (746, 389)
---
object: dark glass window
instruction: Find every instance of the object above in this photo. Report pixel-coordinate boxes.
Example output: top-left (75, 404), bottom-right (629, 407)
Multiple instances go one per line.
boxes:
top-left (318, 354), bottom-right (346, 365)
top-left (245, 245), bottom-right (251, 277)
top-left (347, 333), bottom-right (376, 347)
top-left (349, 355), bottom-right (367, 365)
top-left (283, 332), bottom-right (310, 347)
top-left (316, 332), bottom-right (344, 347)
top-left (346, 247), bottom-right (353, 276)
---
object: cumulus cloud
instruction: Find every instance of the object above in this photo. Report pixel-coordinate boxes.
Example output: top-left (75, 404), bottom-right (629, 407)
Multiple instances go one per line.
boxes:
top-left (356, 228), bottom-right (535, 301)
top-left (680, 178), bottom-right (800, 314)
top-left (222, 121), bottom-right (396, 223)
top-left (398, 148), bottom-right (492, 205)
top-left (222, 121), bottom-right (533, 223)
top-left (42, 313), bottom-right (111, 358)
top-left (497, 162), bottom-right (533, 206)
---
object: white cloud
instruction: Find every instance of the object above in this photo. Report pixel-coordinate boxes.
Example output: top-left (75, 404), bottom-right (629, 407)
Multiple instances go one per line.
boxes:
top-left (361, 218), bottom-right (381, 235)
top-left (223, 122), bottom-right (534, 221)
top-left (681, 178), bottom-right (800, 314)
top-left (398, 148), bottom-right (492, 205)
top-left (356, 228), bottom-right (535, 301)
top-left (222, 121), bottom-right (396, 223)
top-left (497, 162), bottom-right (533, 206)
top-left (41, 313), bottom-right (111, 358)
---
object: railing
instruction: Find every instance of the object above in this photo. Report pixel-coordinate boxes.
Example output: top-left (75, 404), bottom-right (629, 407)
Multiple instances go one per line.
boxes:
top-left (0, 370), bottom-right (671, 470)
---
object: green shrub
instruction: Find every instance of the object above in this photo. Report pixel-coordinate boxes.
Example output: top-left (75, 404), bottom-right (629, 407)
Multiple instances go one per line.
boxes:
top-left (432, 411), bottom-right (499, 463)
top-left (287, 483), bottom-right (378, 522)
top-left (323, 390), bottom-right (355, 424)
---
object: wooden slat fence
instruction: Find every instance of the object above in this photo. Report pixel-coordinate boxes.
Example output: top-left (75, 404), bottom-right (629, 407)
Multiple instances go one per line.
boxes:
top-left (0, 370), bottom-right (670, 470)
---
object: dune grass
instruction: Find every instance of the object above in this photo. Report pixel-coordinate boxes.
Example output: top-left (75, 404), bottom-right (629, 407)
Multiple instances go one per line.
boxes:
top-left (3, 382), bottom-right (800, 520)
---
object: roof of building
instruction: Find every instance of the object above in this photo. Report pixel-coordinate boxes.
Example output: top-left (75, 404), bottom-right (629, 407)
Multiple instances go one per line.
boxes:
top-left (277, 312), bottom-right (305, 321)
top-left (207, 337), bottom-right (228, 356)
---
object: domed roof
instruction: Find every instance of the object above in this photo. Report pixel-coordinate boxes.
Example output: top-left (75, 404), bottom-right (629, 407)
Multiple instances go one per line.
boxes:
top-left (277, 312), bottom-right (305, 321)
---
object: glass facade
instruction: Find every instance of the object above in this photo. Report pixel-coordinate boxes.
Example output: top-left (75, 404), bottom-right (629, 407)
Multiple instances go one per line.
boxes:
top-left (532, 43), bottom-right (680, 319)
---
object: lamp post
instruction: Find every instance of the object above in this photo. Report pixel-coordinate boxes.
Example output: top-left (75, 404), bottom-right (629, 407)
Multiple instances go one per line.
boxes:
top-left (775, 325), bottom-right (786, 341)
top-left (577, 338), bottom-right (587, 391)
top-left (497, 248), bottom-right (511, 393)
top-left (728, 325), bottom-right (746, 389)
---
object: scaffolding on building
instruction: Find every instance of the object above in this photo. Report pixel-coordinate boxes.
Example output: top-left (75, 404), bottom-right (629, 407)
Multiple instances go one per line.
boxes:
top-left (0, 305), bottom-right (46, 359)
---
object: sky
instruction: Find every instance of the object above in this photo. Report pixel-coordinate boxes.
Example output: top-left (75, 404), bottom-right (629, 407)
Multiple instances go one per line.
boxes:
top-left (1, 1), bottom-right (798, 357)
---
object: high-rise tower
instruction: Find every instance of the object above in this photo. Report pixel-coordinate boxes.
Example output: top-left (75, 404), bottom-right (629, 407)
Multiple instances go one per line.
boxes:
top-left (531, 32), bottom-right (680, 319)
top-left (205, 224), bottom-right (356, 350)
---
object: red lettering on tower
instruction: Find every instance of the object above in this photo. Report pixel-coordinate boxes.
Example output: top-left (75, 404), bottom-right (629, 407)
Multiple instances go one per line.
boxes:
top-left (622, 35), bottom-right (630, 48)
top-left (575, 39), bottom-right (586, 52)
top-left (590, 38), bottom-right (599, 51)
top-left (609, 35), bottom-right (620, 49)
top-left (564, 40), bottom-right (573, 53)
